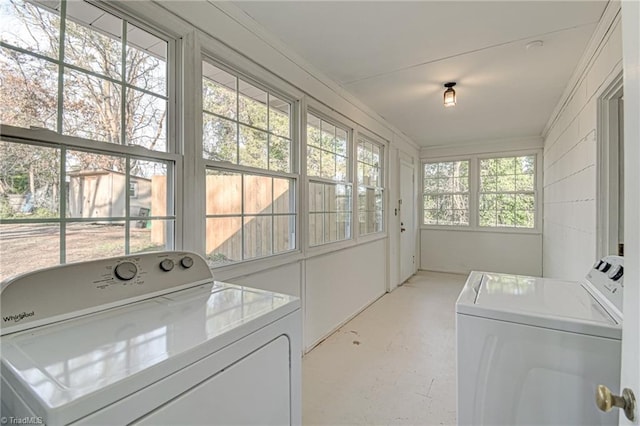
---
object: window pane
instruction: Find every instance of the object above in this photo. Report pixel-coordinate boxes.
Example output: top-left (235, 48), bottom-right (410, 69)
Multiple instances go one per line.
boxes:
top-left (424, 178), bottom-right (438, 193)
top-left (126, 24), bottom-right (167, 96)
top-left (517, 155), bottom-right (535, 174)
top-left (309, 181), bottom-right (323, 212)
top-left (206, 170), bottom-right (241, 215)
top-left (63, 69), bottom-right (121, 143)
top-left (516, 194), bottom-right (535, 211)
top-left (273, 178), bottom-right (293, 214)
top-left (309, 212), bottom-right (322, 246)
top-left (516, 210), bottom-right (535, 228)
top-left (238, 80), bottom-right (267, 130)
top-left (274, 215), bottom-right (294, 254)
top-left (203, 114), bottom-right (237, 163)
top-left (66, 150), bottom-right (126, 218)
top-left (0, 142), bottom-right (60, 219)
top-left (0, 48), bottom-right (58, 131)
top-left (129, 159), bottom-right (170, 217)
top-left (0, 223), bottom-right (60, 281)
top-left (244, 175), bottom-right (273, 215)
top-left (1, 0), bottom-right (60, 59)
top-left (320, 121), bottom-right (336, 151)
top-left (127, 89), bottom-right (166, 151)
top-left (206, 216), bottom-right (242, 266)
top-left (64, 7), bottom-right (122, 80)
top-left (480, 174), bottom-right (497, 192)
top-left (307, 114), bottom-right (321, 148)
top-left (269, 135), bottom-right (290, 173)
top-left (497, 174), bottom-right (516, 192)
top-left (324, 212), bottom-right (338, 243)
top-left (203, 62), bottom-right (237, 120)
top-left (320, 150), bottom-right (336, 180)
top-left (239, 126), bottom-right (267, 169)
top-left (307, 146), bottom-right (321, 177)
top-left (130, 219), bottom-right (172, 253)
top-left (336, 128), bottom-right (347, 156)
top-left (66, 222), bottom-right (125, 263)
top-left (336, 155), bottom-right (347, 182)
top-left (269, 95), bottom-right (289, 138)
top-left (244, 215), bottom-right (272, 259)
top-left (516, 173), bottom-right (534, 191)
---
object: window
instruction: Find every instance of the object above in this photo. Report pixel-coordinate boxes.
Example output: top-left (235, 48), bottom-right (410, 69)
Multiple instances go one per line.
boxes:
top-left (306, 113), bottom-right (351, 246)
top-left (423, 160), bottom-right (469, 226)
top-left (202, 59), bottom-right (296, 267)
top-left (357, 137), bottom-right (384, 235)
top-left (479, 155), bottom-right (535, 228)
top-left (0, 0), bottom-right (176, 281)
top-left (422, 154), bottom-right (538, 230)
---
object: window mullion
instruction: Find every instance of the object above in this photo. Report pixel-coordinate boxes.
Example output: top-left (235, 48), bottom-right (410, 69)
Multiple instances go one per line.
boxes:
top-left (121, 20), bottom-right (128, 146)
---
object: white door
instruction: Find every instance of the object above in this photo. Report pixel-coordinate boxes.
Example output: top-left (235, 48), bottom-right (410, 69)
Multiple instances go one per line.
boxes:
top-left (399, 160), bottom-right (415, 283)
top-left (618, 2), bottom-right (639, 424)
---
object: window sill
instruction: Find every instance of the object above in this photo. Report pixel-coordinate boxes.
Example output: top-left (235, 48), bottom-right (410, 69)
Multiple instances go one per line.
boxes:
top-left (210, 250), bottom-right (304, 282)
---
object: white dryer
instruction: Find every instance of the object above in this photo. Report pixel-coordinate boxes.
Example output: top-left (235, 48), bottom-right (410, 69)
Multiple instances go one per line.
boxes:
top-left (456, 256), bottom-right (624, 426)
top-left (0, 251), bottom-right (301, 425)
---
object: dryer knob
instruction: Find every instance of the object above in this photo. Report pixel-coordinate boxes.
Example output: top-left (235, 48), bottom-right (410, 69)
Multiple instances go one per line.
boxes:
top-left (181, 256), bottom-right (194, 269)
top-left (600, 262), bottom-right (612, 272)
top-left (160, 259), bottom-right (174, 272)
top-left (609, 266), bottom-right (624, 281)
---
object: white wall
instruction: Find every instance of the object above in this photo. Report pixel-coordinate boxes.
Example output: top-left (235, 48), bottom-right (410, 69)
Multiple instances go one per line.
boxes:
top-left (543, 4), bottom-right (622, 280)
top-left (215, 239), bottom-right (387, 351)
top-left (305, 239), bottom-right (386, 349)
top-left (420, 137), bottom-right (543, 276)
top-left (421, 230), bottom-right (542, 276)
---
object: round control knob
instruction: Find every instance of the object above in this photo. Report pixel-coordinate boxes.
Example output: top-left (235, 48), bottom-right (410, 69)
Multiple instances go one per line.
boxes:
top-left (181, 256), bottom-right (194, 269)
top-left (608, 265), bottom-right (624, 281)
top-left (600, 262), bottom-right (612, 272)
top-left (160, 259), bottom-right (175, 272)
top-left (114, 261), bottom-right (137, 281)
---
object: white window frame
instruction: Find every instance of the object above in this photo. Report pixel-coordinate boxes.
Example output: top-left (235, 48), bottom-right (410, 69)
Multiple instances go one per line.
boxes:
top-left (305, 108), bottom-right (353, 248)
top-left (422, 158), bottom-right (471, 227)
top-left (199, 53), bottom-right (301, 269)
top-left (0, 0), bottom-right (182, 272)
top-left (356, 132), bottom-right (386, 236)
top-left (421, 150), bottom-right (542, 233)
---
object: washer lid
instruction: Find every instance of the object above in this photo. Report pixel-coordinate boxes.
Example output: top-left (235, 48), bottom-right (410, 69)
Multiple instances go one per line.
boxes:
top-left (0, 282), bottom-right (300, 426)
top-left (456, 272), bottom-right (621, 339)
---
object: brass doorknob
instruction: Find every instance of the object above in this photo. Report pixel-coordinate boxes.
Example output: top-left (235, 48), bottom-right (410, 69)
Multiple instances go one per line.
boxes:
top-left (596, 384), bottom-right (637, 421)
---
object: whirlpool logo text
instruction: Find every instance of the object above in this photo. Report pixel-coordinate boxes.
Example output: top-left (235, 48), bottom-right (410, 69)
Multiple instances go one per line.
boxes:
top-left (2, 311), bottom-right (35, 323)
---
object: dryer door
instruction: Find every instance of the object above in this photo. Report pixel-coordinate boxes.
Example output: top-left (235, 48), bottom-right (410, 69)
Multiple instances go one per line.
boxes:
top-left (135, 335), bottom-right (291, 425)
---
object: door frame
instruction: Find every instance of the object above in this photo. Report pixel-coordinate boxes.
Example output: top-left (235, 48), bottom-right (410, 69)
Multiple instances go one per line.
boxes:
top-left (597, 72), bottom-right (624, 258)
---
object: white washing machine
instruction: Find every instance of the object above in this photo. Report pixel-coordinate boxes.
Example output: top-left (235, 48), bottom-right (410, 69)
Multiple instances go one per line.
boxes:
top-left (0, 251), bottom-right (301, 425)
top-left (456, 256), bottom-right (624, 426)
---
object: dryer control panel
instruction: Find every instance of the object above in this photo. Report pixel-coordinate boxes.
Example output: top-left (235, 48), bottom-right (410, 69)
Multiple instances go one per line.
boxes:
top-left (586, 255), bottom-right (624, 315)
top-left (0, 251), bottom-right (214, 336)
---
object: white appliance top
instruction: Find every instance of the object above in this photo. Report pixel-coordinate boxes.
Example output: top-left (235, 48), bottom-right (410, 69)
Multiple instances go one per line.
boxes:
top-left (0, 252), bottom-right (300, 425)
top-left (456, 256), bottom-right (624, 339)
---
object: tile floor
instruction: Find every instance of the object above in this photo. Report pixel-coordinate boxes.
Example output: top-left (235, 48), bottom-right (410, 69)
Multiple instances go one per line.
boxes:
top-left (302, 271), bottom-right (466, 425)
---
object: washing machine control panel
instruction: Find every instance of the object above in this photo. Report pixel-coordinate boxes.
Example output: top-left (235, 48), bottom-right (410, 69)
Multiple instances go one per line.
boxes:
top-left (0, 251), bottom-right (213, 336)
top-left (587, 255), bottom-right (624, 314)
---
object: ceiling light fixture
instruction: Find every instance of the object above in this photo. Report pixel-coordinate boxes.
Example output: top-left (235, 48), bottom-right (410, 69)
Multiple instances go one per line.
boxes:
top-left (443, 82), bottom-right (456, 107)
